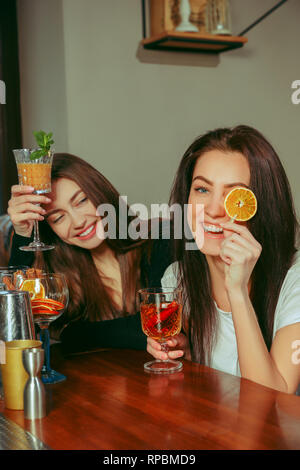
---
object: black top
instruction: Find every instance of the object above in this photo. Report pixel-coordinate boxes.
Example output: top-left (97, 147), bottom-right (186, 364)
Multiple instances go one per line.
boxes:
top-left (9, 233), bottom-right (173, 354)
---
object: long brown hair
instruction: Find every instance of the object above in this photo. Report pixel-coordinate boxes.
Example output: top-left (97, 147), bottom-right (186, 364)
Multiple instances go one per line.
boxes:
top-left (170, 125), bottom-right (299, 364)
top-left (36, 153), bottom-right (150, 333)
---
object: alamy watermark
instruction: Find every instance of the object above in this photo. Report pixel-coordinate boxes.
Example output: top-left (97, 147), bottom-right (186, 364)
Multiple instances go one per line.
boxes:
top-left (95, 196), bottom-right (205, 251)
top-left (0, 80), bottom-right (5, 104)
top-left (291, 80), bottom-right (300, 105)
top-left (291, 340), bottom-right (300, 365)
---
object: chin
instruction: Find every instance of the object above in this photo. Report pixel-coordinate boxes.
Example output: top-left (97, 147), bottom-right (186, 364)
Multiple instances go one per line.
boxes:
top-left (198, 238), bottom-right (222, 257)
top-left (71, 237), bottom-right (105, 250)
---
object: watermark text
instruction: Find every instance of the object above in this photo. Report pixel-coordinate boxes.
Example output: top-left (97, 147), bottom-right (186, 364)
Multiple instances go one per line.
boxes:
top-left (291, 80), bottom-right (300, 104)
top-left (0, 80), bottom-right (5, 104)
top-left (95, 196), bottom-right (205, 251)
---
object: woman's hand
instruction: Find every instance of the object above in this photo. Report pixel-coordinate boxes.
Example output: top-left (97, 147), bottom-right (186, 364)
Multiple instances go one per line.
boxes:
top-left (219, 222), bottom-right (262, 293)
top-left (7, 185), bottom-right (51, 238)
top-left (147, 333), bottom-right (189, 361)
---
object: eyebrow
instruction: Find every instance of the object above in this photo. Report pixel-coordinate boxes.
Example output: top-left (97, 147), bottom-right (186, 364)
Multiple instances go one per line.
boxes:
top-left (45, 189), bottom-right (83, 218)
top-left (192, 175), bottom-right (249, 189)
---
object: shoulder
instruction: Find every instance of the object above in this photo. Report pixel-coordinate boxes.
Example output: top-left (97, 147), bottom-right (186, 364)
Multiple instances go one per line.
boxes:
top-left (279, 251), bottom-right (300, 297)
top-left (161, 261), bottom-right (180, 288)
top-left (290, 250), bottom-right (300, 272)
top-left (273, 251), bottom-right (300, 336)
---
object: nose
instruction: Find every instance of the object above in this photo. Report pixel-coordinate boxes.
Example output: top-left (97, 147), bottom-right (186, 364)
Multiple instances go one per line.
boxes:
top-left (205, 192), bottom-right (226, 219)
top-left (70, 211), bottom-right (86, 230)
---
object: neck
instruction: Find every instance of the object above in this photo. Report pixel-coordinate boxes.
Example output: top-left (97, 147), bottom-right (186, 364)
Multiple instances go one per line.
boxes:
top-left (91, 241), bottom-right (123, 311)
top-left (205, 255), bottom-right (251, 311)
top-left (206, 254), bottom-right (226, 280)
top-left (91, 241), bottom-right (117, 269)
top-left (205, 254), bottom-right (230, 311)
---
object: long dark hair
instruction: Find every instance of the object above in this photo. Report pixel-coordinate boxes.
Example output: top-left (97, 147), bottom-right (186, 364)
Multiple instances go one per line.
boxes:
top-left (170, 125), bottom-right (299, 364)
top-left (36, 153), bottom-right (150, 333)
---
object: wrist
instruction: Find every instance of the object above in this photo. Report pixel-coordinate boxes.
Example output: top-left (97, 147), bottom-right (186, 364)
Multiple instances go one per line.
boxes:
top-left (227, 286), bottom-right (249, 304)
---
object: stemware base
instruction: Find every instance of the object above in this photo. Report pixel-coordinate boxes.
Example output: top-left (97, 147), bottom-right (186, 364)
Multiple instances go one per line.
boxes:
top-left (144, 359), bottom-right (183, 374)
top-left (19, 243), bottom-right (55, 252)
top-left (41, 369), bottom-right (66, 385)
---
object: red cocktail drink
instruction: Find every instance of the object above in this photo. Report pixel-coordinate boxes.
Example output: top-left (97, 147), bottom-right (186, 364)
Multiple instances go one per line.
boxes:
top-left (139, 287), bottom-right (183, 374)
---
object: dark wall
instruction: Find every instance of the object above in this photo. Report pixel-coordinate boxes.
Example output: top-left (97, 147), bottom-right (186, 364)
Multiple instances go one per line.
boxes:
top-left (0, 0), bottom-right (22, 214)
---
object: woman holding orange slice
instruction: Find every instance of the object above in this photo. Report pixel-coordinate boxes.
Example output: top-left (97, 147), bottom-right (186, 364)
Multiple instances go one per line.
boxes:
top-left (8, 153), bottom-right (173, 353)
top-left (147, 125), bottom-right (300, 394)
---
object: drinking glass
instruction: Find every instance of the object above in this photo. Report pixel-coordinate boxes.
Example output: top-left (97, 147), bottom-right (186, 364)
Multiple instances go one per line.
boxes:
top-left (139, 287), bottom-right (183, 374)
top-left (13, 148), bottom-right (54, 251)
top-left (206, 0), bottom-right (232, 35)
top-left (0, 266), bottom-right (29, 290)
top-left (19, 273), bottom-right (69, 384)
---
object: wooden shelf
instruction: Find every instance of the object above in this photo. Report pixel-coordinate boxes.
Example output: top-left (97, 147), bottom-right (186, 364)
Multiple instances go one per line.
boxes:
top-left (141, 31), bottom-right (248, 54)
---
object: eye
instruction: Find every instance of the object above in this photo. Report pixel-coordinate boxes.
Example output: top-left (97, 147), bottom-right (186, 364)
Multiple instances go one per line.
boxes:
top-left (52, 214), bottom-right (64, 224)
top-left (195, 186), bottom-right (209, 194)
top-left (77, 197), bottom-right (88, 205)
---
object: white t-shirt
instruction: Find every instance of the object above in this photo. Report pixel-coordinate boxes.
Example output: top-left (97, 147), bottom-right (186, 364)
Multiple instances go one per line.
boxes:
top-left (161, 251), bottom-right (300, 394)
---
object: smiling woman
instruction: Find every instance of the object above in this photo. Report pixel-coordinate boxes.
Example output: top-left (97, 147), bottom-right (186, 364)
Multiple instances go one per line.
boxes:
top-left (7, 153), bottom-right (174, 353)
top-left (44, 178), bottom-right (102, 249)
top-left (147, 125), bottom-right (300, 394)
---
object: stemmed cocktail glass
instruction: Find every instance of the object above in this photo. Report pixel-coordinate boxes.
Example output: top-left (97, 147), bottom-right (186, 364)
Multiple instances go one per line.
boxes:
top-left (139, 287), bottom-right (183, 374)
top-left (19, 273), bottom-right (69, 384)
top-left (13, 148), bottom-right (54, 251)
top-left (0, 266), bottom-right (29, 290)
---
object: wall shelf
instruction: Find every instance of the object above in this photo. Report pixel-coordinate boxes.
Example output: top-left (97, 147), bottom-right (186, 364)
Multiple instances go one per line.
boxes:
top-left (141, 31), bottom-right (248, 54)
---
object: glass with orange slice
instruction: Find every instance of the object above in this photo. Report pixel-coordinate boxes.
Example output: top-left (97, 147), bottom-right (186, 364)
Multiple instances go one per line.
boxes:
top-left (224, 187), bottom-right (257, 222)
top-left (20, 273), bottom-right (69, 384)
top-left (13, 148), bottom-right (55, 252)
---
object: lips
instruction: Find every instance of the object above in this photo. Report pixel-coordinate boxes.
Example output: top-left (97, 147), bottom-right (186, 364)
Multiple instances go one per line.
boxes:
top-left (75, 223), bottom-right (97, 240)
top-left (202, 222), bottom-right (225, 239)
top-left (203, 223), bottom-right (223, 233)
top-left (203, 222), bottom-right (224, 232)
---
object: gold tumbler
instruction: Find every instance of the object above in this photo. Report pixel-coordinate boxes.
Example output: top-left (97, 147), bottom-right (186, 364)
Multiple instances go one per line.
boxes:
top-left (1, 340), bottom-right (42, 410)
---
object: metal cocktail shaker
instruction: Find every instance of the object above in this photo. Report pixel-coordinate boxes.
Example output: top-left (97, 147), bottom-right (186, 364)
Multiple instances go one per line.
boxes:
top-left (22, 347), bottom-right (46, 419)
top-left (0, 290), bottom-right (35, 398)
top-left (0, 290), bottom-right (35, 342)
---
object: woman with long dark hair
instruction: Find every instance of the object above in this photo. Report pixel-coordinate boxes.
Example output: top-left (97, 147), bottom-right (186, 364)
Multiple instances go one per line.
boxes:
top-left (8, 153), bottom-right (173, 352)
top-left (148, 125), bottom-right (300, 394)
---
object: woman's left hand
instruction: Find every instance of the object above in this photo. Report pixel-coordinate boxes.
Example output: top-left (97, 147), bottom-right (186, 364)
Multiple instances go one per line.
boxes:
top-left (219, 222), bottom-right (262, 293)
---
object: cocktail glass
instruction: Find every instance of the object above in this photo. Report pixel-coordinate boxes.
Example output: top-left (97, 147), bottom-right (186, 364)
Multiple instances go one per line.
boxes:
top-left (13, 148), bottom-right (54, 251)
top-left (0, 266), bottom-right (29, 290)
top-left (139, 287), bottom-right (183, 374)
top-left (19, 273), bottom-right (69, 384)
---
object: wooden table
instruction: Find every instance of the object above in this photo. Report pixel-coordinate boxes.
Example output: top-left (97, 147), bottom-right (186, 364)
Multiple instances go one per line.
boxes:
top-left (1, 347), bottom-right (300, 450)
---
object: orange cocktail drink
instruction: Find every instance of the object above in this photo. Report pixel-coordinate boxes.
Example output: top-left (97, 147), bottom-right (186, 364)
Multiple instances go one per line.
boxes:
top-left (13, 148), bottom-right (53, 194)
top-left (13, 148), bottom-right (54, 251)
top-left (17, 162), bottom-right (52, 193)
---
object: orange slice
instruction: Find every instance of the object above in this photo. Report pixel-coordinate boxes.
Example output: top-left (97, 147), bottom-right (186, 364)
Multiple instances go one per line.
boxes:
top-left (224, 187), bottom-right (257, 222)
top-left (31, 298), bottom-right (64, 308)
top-left (32, 304), bottom-right (53, 311)
top-left (32, 309), bottom-right (59, 316)
top-left (20, 279), bottom-right (45, 300)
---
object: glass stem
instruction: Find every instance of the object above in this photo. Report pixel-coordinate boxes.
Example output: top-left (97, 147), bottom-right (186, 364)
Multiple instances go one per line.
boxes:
top-left (160, 342), bottom-right (169, 361)
top-left (39, 328), bottom-right (51, 374)
top-left (33, 220), bottom-right (40, 244)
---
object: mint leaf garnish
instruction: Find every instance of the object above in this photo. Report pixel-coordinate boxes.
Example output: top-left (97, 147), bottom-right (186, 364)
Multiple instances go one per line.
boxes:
top-left (30, 130), bottom-right (54, 161)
